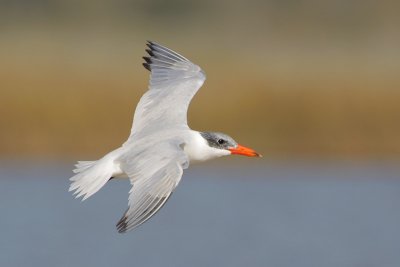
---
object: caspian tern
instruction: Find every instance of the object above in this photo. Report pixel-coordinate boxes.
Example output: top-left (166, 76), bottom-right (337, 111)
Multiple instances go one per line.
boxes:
top-left (69, 41), bottom-right (261, 233)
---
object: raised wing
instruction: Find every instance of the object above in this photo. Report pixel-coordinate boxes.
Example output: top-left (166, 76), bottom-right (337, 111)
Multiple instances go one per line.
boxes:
top-left (117, 140), bottom-right (189, 233)
top-left (124, 41), bottom-right (206, 144)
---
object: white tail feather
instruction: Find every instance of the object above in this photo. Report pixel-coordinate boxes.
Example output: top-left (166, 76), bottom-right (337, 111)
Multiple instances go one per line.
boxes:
top-left (73, 161), bottom-right (96, 174)
top-left (69, 158), bottom-right (117, 201)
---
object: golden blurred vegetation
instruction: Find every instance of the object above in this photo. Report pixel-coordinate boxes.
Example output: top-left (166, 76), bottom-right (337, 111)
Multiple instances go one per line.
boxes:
top-left (0, 0), bottom-right (399, 160)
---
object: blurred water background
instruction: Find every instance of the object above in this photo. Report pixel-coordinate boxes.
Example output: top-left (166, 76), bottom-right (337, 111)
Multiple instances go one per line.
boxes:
top-left (0, 0), bottom-right (399, 266)
top-left (0, 161), bottom-right (400, 266)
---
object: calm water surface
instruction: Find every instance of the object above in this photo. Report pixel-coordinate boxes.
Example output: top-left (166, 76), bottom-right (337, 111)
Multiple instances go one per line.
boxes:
top-left (0, 161), bottom-right (399, 267)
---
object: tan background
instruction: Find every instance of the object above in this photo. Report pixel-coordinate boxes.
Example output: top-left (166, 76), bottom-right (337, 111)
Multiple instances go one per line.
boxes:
top-left (1, 0), bottom-right (399, 160)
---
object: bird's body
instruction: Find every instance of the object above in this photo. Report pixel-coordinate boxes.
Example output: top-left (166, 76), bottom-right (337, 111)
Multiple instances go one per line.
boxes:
top-left (69, 41), bottom-right (260, 233)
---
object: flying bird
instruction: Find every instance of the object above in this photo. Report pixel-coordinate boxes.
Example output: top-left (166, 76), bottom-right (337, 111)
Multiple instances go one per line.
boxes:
top-left (69, 41), bottom-right (261, 233)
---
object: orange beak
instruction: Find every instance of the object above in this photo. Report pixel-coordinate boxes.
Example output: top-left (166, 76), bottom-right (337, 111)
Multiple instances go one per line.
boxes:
top-left (229, 144), bottom-right (262, 157)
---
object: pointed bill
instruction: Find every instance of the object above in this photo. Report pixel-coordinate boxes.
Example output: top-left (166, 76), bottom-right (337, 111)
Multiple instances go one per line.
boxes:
top-left (229, 144), bottom-right (262, 157)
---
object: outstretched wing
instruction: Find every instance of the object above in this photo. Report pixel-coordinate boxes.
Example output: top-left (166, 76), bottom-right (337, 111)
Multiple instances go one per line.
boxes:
top-left (117, 140), bottom-right (189, 233)
top-left (124, 41), bottom-right (206, 144)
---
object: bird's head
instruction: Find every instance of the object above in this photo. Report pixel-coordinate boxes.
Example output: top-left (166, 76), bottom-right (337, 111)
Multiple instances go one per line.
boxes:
top-left (200, 132), bottom-right (261, 157)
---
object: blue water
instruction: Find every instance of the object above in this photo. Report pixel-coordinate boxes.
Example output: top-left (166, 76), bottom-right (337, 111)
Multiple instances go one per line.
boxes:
top-left (0, 161), bottom-right (399, 267)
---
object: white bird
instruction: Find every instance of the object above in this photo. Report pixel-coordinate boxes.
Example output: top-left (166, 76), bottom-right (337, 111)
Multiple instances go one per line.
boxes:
top-left (69, 41), bottom-right (261, 233)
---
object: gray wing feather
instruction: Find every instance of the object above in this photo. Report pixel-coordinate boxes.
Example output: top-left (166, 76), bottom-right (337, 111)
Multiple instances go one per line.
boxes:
top-left (117, 141), bottom-right (188, 233)
top-left (124, 41), bottom-right (206, 144)
top-left (116, 42), bottom-right (199, 232)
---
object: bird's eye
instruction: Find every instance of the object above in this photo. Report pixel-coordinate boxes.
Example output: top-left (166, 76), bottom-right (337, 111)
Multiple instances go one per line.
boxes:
top-left (217, 139), bottom-right (225, 145)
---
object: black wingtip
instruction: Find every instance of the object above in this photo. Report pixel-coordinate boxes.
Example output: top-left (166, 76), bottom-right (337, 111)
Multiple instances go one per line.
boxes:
top-left (147, 40), bottom-right (155, 45)
top-left (143, 56), bottom-right (151, 63)
top-left (142, 55), bottom-right (152, 71)
top-left (143, 40), bottom-right (186, 71)
top-left (145, 49), bottom-right (154, 57)
top-left (144, 43), bottom-right (155, 71)
top-left (143, 63), bottom-right (151, 71)
top-left (146, 42), bottom-right (153, 50)
top-left (116, 213), bottom-right (128, 233)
